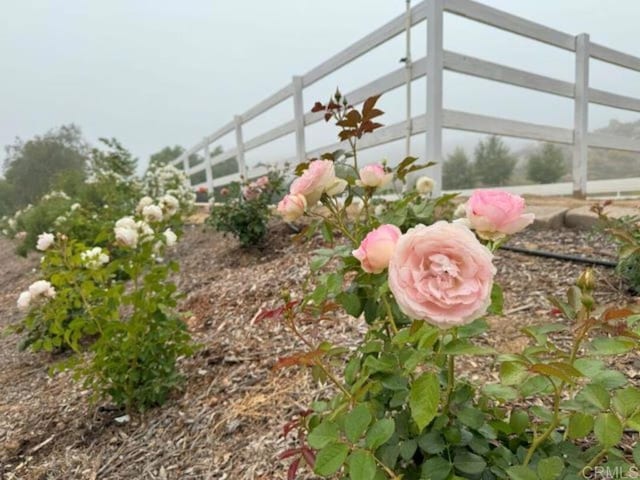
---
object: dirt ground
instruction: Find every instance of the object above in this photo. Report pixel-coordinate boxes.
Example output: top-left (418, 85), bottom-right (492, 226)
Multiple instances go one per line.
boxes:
top-left (0, 217), bottom-right (639, 479)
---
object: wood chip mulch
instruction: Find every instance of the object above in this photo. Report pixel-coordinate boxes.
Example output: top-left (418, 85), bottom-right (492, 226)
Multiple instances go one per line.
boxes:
top-left (0, 222), bottom-right (638, 479)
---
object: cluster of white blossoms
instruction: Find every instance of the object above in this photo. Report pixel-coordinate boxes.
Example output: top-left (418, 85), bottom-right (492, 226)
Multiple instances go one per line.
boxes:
top-left (80, 247), bottom-right (110, 269)
top-left (136, 194), bottom-right (180, 223)
top-left (36, 232), bottom-right (55, 251)
top-left (114, 216), bottom-right (153, 248)
top-left (17, 280), bottom-right (56, 311)
top-left (143, 165), bottom-right (195, 214)
top-left (41, 191), bottom-right (70, 202)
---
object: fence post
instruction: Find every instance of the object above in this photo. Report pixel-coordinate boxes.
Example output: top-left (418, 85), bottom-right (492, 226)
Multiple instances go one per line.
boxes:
top-left (203, 139), bottom-right (213, 192)
top-left (181, 154), bottom-right (189, 174)
top-left (426, 0), bottom-right (443, 195)
top-left (234, 115), bottom-right (247, 180)
top-left (572, 33), bottom-right (590, 198)
top-left (293, 76), bottom-right (306, 164)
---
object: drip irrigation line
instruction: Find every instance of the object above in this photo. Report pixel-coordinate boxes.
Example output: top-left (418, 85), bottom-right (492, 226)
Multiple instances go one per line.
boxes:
top-left (500, 245), bottom-right (617, 268)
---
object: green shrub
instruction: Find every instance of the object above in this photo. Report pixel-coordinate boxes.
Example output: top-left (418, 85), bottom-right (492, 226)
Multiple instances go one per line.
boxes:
top-left (208, 170), bottom-right (285, 247)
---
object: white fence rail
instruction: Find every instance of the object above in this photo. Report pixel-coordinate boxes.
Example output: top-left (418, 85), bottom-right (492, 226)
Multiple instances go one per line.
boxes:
top-left (174, 0), bottom-right (640, 198)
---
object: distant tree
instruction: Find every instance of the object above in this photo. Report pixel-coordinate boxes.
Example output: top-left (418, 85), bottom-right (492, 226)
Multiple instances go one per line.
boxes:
top-left (474, 135), bottom-right (516, 186)
top-left (0, 179), bottom-right (15, 217)
top-left (443, 147), bottom-right (475, 189)
top-left (90, 138), bottom-right (137, 178)
top-left (148, 145), bottom-right (185, 171)
top-left (3, 124), bottom-right (89, 207)
top-left (526, 142), bottom-right (567, 184)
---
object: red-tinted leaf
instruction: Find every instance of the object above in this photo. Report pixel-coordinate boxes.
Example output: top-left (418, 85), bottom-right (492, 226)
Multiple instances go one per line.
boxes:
top-left (280, 448), bottom-right (300, 460)
top-left (288, 457), bottom-right (301, 480)
top-left (274, 349), bottom-right (325, 370)
top-left (338, 130), bottom-right (356, 141)
top-left (601, 308), bottom-right (634, 322)
top-left (337, 110), bottom-right (361, 128)
top-left (324, 112), bottom-right (332, 122)
top-left (365, 108), bottom-right (384, 120)
top-left (301, 446), bottom-right (316, 467)
top-left (311, 102), bottom-right (325, 113)
top-left (327, 100), bottom-right (341, 111)
top-left (362, 94), bottom-right (381, 117)
top-left (320, 152), bottom-right (334, 160)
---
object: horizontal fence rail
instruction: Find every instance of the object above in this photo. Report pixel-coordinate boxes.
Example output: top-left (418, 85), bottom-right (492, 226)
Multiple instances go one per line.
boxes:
top-left (176, 0), bottom-right (640, 198)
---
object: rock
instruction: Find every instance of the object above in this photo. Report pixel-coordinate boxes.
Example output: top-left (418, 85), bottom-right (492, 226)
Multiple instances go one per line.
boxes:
top-left (527, 206), bottom-right (568, 230)
top-left (565, 205), bottom-right (638, 229)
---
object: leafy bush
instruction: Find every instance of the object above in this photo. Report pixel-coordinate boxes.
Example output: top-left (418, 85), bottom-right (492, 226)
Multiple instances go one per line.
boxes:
top-left (474, 135), bottom-right (516, 186)
top-left (267, 92), bottom-right (639, 478)
top-left (593, 203), bottom-right (640, 293)
top-left (527, 143), bottom-right (567, 184)
top-left (208, 170), bottom-right (285, 247)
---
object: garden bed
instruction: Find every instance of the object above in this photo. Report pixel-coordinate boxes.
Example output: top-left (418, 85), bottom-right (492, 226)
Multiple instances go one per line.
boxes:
top-left (0, 221), bottom-right (638, 479)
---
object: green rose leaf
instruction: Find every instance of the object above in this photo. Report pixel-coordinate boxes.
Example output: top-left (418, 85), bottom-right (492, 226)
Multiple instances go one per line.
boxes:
top-left (314, 442), bottom-right (349, 476)
top-left (507, 465), bottom-right (539, 480)
top-left (454, 451), bottom-right (486, 475)
top-left (308, 420), bottom-right (340, 449)
top-left (567, 412), bottom-right (594, 439)
top-left (409, 372), bottom-right (440, 432)
top-left (347, 450), bottom-right (376, 480)
top-left (420, 457), bottom-right (452, 480)
top-left (578, 384), bottom-right (610, 410)
top-left (594, 412), bottom-right (623, 447)
top-left (612, 386), bottom-right (640, 417)
top-left (365, 418), bottom-right (395, 450)
top-left (344, 404), bottom-right (373, 443)
top-left (537, 456), bottom-right (565, 480)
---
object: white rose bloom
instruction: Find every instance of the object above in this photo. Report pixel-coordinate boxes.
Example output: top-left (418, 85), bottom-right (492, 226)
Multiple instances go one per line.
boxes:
top-left (374, 204), bottom-right (387, 216)
top-left (416, 176), bottom-right (435, 194)
top-left (70, 203), bottom-right (81, 211)
top-left (36, 232), bottom-right (55, 251)
top-left (115, 226), bottom-right (138, 248)
top-left (28, 280), bottom-right (56, 299)
top-left (453, 203), bottom-right (467, 219)
top-left (136, 221), bottom-right (154, 242)
top-left (325, 178), bottom-right (348, 197)
top-left (160, 194), bottom-right (180, 217)
top-left (163, 228), bottom-right (177, 247)
top-left (136, 196), bottom-right (154, 214)
top-left (115, 217), bottom-right (137, 230)
top-left (17, 291), bottom-right (32, 310)
top-left (81, 247), bottom-right (110, 269)
top-left (142, 204), bottom-right (163, 222)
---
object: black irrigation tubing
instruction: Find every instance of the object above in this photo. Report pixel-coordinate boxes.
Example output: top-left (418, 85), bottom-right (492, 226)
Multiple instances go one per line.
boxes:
top-left (500, 245), bottom-right (618, 268)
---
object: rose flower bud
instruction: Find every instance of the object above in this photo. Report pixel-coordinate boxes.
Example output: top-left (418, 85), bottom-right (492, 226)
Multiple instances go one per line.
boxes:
top-left (36, 232), bottom-right (55, 251)
top-left (353, 224), bottom-right (402, 274)
top-left (357, 164), bottom-right (392, 188)
top-left (464, 189), bottom-right (535, 240)
top-left (389, 221), bottom-right (496, 328)
top-left (290, 159), bottom-right (339, 205)
top-left (416, 176), bottom-right (435, 194)
top-left (277, 194), bottom-right (307, 222)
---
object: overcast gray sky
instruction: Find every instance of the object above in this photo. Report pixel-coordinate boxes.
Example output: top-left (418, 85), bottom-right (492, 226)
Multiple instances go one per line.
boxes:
top-left (2, 1), bottom-right (640, 174)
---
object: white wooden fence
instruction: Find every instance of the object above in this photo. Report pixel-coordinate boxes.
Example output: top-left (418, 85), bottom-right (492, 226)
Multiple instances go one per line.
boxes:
top-left (174, 0), bottom-right (640, 198)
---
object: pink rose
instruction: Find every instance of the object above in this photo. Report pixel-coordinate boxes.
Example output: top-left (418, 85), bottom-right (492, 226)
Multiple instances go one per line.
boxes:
top-left (353, 224), bottom-right (401, 274)
top-left (357, 164), bottom-right (392, 188)
top-left (389, 221), bottom-right (496, 328)
top-left (255, 176), bottom-right (269, 188)
top-left (277, 194), bottom-right (307, 222)
top-left (242, 183), bottom-right (260, 201)
top-left (290, 160), bottom-right (338, 204)
top-left (465, 190), bottom-right (534, 239)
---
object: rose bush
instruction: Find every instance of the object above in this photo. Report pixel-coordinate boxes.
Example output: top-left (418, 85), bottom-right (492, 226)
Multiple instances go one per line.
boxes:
top-left (264, 91), bottom-right (639, 478)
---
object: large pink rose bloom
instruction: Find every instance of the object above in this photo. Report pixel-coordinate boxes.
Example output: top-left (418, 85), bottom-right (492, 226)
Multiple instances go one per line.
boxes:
top-left (389, 221), bottom-right (496, 328)
top-left (290, 160), bottom-right (337, 205)
top-left (353, 224), bottom-right (401, 274)
top-left (465, 190), bottom-right (534, 239)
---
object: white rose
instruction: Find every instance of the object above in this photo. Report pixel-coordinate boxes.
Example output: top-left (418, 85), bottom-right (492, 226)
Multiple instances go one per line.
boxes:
top-left (28, 280), bottom-right (56, 299)
top-left (136, 221), bottom-right (154, 241)
top-left (325, 178), bottom-right (348, 197)
top-left (142, 205), bottom-right (163, 222)
top-left (115, 226), bottom-right (138, 248)
top-left (36, 232), bottom-right (55, 251)
top-left (416, 176), bottom-right (435, 194)
top-left (17, 291), bottom-right (32, 310)
top-left (115, 217), bottom-right (137, 230)
top-left (163, 228), bottom-right (177, 247)
top-left (136, 196), bottom-right (154, 214)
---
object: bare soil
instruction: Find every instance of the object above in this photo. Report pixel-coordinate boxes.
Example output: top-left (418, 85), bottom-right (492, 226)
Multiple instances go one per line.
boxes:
top-left (0, 221), bottom-right (638, 479)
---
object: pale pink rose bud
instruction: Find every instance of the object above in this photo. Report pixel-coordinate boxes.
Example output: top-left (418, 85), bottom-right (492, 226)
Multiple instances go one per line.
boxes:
top-left (325, 178), bottom-right (348, 197)
top-left (290, 159), bottom-right (338, 204)
top-left (465, 190), bottom-right (535, 239)
top-left (17, 291), bottom-right (32, 310)
top-left (357, 164), bottom-right (392, 188)
top-left (28, 280), bottom-right (56, 299)
top-left (277, 194), bottom-right (307, 222)
top-left (242, 183), bottom-right (260, 201)
top-left (255, 176), bottom-right (269, 188)
top-left (389, 221), bottom-right (496, 328)
top-left (353, 224), bottom-right (402, 274)
top-left (36, 232), bottom-right (55, 251)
